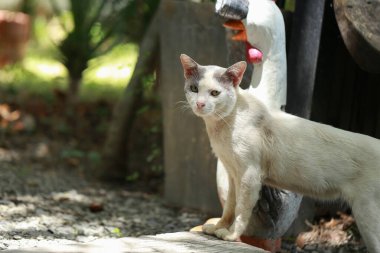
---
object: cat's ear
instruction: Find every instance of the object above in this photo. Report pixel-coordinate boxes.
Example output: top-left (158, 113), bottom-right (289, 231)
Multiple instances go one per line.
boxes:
top-left (180, 54), bottom-right (199, 79)
top-left (225, 61), bottom-right (247, 87)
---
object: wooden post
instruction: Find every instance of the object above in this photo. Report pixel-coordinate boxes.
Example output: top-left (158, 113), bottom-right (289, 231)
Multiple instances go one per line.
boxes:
top-left (159, 0), bottom-right (227, 215)
top-left (286, 0), bottom-right (326, 118)
top-left (101, 13), bottom-right (159, 181)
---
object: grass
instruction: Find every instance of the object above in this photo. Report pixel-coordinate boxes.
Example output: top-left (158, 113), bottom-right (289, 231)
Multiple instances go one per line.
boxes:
top-left (0, 9), bottom-right (139, 103)
top-left (83, 43), bottom-right (139, 101)
top-left (0, 43), bottom-right (138, 103)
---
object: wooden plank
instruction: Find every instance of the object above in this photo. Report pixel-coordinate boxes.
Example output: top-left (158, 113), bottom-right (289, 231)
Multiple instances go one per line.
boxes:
top-left (4, 232), bottom-right (269, 253)
top-left (159, 0), bottom-right (226, 215)
top-left (334, 0), bottom-right (380, 73)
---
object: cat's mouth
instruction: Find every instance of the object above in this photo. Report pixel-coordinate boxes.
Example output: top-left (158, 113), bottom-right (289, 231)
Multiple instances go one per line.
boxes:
top-left (193, 106), bottom-right (213, 117)
top-left (194, 108), bottom-right (208, 116)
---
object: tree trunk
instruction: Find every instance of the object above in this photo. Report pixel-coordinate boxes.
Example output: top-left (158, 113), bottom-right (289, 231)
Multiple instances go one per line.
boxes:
top-left (100, 11), bottom-right (160, 181)
top-left (67, 76), bottom-right (81, 106)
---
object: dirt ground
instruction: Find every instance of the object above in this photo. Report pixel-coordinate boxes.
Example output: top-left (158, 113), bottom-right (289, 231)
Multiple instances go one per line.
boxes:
top-left (0, 96), bottom-right (369, 252)
top-left (0, 96), bottom-right (206, 250)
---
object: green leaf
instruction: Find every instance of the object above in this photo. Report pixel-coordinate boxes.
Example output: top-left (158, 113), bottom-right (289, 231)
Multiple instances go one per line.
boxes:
top-left (60, 149), bottom-right (85, 159)
top-left (126, 171), bottom-right (139, 182)
top-left (88, 151), bottom-right (101, 163)
top-left (112, 227), bottom-right (123, 237)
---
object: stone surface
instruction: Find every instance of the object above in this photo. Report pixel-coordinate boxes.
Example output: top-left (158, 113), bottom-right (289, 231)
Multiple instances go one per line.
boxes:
top-left (4, 232), bottom-right (269, 253)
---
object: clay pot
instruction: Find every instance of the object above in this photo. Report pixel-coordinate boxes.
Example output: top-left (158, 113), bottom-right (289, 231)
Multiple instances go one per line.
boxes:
top-left (0, 11), bottom-right (30, 67)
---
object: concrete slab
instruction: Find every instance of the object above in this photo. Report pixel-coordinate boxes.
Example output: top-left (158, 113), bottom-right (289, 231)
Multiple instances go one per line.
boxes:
top-left (4, 232), bottom-right (269, 253)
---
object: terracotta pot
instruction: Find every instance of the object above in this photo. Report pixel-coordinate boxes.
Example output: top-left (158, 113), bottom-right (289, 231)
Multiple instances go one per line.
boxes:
top-left (0, 10), bottom-right (30, 67)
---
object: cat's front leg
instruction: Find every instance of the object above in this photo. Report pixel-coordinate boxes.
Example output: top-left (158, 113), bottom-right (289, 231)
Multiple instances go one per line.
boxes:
top-left (215, 167), bottom-right (262, 241)
top-left (203, 175), bottom-right (236, 235)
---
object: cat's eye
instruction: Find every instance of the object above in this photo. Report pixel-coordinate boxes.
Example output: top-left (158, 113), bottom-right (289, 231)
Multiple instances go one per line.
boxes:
top-left (210, 90), bottom-right (220, 97)
top-left (190, 85), bottom-right (198, 93)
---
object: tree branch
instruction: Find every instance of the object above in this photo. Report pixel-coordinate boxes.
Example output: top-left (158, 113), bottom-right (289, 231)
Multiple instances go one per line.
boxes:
top-left (100, 9), bottom-right (160, 181)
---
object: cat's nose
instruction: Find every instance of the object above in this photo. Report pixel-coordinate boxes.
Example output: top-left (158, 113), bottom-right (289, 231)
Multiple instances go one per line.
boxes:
top-left (196, 102), bottom-right (205, 109)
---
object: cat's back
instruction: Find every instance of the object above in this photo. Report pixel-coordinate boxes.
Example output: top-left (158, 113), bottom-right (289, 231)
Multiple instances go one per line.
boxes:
top-left (261, 111), bottom-right (380, 198)
top-left (270, 110), bottom-right (380, 169)
top-left (234, 91), bottom-right (380, 159)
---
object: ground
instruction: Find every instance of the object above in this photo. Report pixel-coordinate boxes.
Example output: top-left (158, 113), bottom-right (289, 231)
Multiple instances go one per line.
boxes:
top-left (0, 133), bottom-right (206, 251)
top-left (0, 93), bottom-right (369, 253)
top-left (0, 94), bottom-right (206, 250)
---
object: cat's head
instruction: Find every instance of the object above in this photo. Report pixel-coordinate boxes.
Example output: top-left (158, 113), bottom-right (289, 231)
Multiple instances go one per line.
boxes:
top-left (180, 54), bottom-right (246, 119)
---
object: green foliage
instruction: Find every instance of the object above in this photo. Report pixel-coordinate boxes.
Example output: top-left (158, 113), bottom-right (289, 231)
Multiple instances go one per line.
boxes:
top-left (284, 0), bottom-right (296, 12)
top-left (0, 43), bottom-right (138, 103)
top-left (7, 0), bottom-right (159, 102)
top-left (60, 148), bottom-right (86, 159)
top-left (121, 0), bottom-right (160, 43)
top-left (50, 0), bottom-right (144, 100)
top-left (111, 227), bottom-right (123, 237)
top-left (85, 43), bottom-right (138, 88)
top-left (60, 149), bottom-right (103, 166)
top-left (88, 151), bottom-right (101, 164)
top-left (0, 62), bottom-right (65, 102)
top-left (53, 0), bottom-right (123, 79)
top-left (126, 171), bottom-right (140, 182)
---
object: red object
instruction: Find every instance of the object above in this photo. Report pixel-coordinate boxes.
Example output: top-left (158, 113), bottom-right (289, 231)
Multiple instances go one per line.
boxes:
top-left (240, 236), bottom-right (282, 253)
top-left (224, 20), bottom-right (263, 64)
top-left (89, 202), bottom-right (104, 213)
top-left (0, 11), bottom-right (30, 68)
top-left (223, 20), bottom-right (245, 30)
top-left (246, 42), bottom-right (263, 64)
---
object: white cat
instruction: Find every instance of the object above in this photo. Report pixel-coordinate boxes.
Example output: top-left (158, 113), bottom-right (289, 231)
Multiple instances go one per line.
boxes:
top-left (180, 54), bottom-right (380, 252)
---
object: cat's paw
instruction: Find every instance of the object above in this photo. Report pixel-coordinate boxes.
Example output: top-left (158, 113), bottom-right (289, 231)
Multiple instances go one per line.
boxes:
top-left (215, 228), bottom-right (239, 241)
top-left (202, 223), bottom-right (217, 235)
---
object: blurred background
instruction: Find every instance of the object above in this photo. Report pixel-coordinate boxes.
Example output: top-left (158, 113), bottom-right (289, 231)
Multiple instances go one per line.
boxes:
top-left (0, 0), bottom-right (379, 251)
top-left (0, 0), bottom-right (163, 191)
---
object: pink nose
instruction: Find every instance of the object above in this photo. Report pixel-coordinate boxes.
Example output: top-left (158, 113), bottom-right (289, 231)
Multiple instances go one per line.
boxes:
top-left (196, 102), bottom-right (205, 109)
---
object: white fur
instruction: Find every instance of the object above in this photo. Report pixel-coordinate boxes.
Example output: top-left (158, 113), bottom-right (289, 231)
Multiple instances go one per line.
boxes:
top-left (216, 0), bottom-right (299, 237)
top-left (245, 0), bottom-right (287, 110)
top-left (217, 0), bottom-right (291, 230)
top-left (180, 55), bottom-right (380, 252)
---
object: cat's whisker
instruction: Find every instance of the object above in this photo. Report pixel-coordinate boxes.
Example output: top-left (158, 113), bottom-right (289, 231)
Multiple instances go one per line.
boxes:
top-left (175, 100), bottom-right (192, 114)
top-left (175, 100), bottom-right (188, 106)
top-left (215, 112), bottom-right (232, 130)
top-left (180, 105), bottom-right (192, 113)
top-left (214, 111), bottom-right (242, 162)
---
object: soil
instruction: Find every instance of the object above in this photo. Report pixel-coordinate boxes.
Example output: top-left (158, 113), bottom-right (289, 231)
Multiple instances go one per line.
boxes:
top-left (0, 94), bottom-right (204, 251)
top-left (0, 94), bottom-right (370, 252)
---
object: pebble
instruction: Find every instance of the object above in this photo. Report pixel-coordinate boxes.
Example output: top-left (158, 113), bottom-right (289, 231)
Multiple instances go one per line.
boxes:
top-left (0, 242), bottom-right (9, 250)
top-left (0, 151), bottom-right (369, 253)
top-left (12, 235), bottom-right (22, 240)
top-left (0, 178), bottom-right (207, 250)
top-left (304, 244), bottom-right (318, 251)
